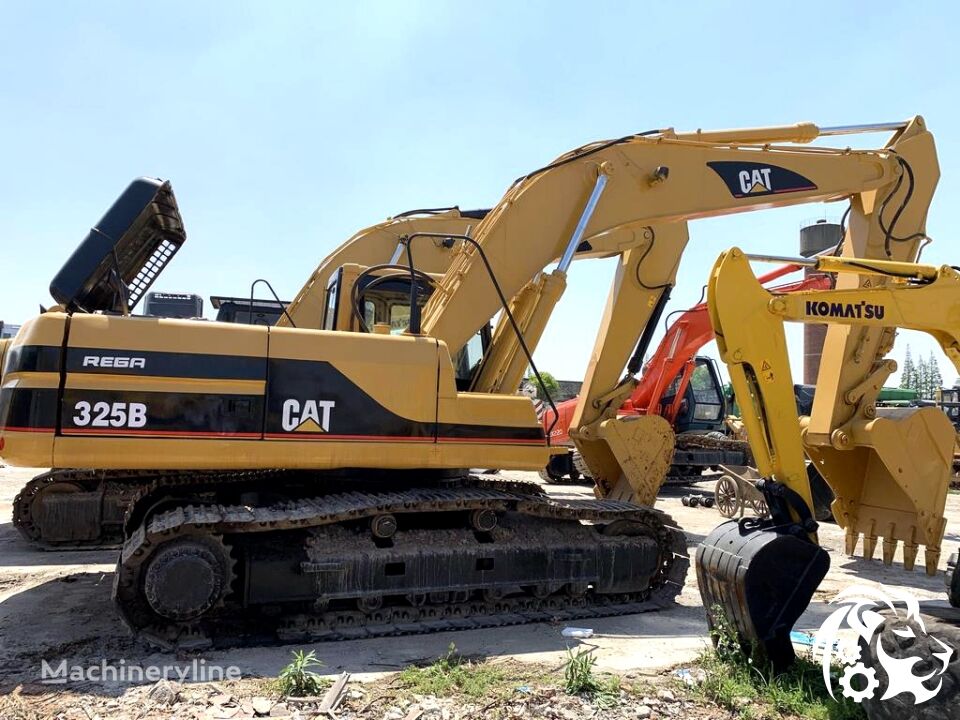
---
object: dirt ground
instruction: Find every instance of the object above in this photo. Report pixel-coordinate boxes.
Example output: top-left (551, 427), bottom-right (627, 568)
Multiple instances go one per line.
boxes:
top-left (0, 465), bottom-right (956, 718)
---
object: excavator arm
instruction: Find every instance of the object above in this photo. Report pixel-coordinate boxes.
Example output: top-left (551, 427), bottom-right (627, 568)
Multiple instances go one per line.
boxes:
top-left (415, 118), bottom-right (936, 506)
top-left (699, 249), bottom-right (957, 669)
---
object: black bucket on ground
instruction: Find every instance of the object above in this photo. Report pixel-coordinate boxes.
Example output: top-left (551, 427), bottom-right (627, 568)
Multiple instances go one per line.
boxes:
top-left (696, 519), bottom-right (830, 671)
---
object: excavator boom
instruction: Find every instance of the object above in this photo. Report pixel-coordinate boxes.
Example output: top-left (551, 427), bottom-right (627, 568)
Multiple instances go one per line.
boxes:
top-left (437, 117), bottom-right (937, 506)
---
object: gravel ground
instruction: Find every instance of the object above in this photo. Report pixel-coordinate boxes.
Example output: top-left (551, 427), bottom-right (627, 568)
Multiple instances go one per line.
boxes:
top-left (0, 465), bottom-right (956, 718)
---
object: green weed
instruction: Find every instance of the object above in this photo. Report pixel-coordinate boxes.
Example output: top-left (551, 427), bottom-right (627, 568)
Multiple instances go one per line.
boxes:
top-left (562, 647), bottom-right (621, 707)
top-left (397, 643), bottom-right (508, 699)
top-left (277, 649), bottom-right (327, 697)
top-left (694, 605), bottom-right (866, 720)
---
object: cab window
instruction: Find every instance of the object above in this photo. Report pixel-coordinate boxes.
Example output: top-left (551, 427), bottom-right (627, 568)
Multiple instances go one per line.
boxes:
top-left (690, 362), bottom-right (723, 421)
top-left (322, 274), bottom-right (340, 330)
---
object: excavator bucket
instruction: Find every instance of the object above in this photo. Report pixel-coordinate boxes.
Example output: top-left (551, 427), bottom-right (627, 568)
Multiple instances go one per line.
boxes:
top-left (805, 406), bottom-right (953, 575)
top-left (584, 414), bottom-right (676, 506)
top-left (697, 519), bottom-right (829, 670)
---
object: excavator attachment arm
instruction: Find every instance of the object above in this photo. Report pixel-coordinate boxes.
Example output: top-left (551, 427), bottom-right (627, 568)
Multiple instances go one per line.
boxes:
top-left (698, 249), bottom-right (958, 670)
top-left (698, 248), bottom-right (830, 669)
top-left (416, 117), bottom-right (936, 510)
top-left (629, 263), bottom-right (832, 420)
top-left (571, 224), bottom-right (689, 504)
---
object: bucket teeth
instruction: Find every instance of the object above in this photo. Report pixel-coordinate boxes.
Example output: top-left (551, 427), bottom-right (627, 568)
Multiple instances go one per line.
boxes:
top-left (882, 538), bottom-right (897, 566)
top-left (845, 528), bottom-right (859, 556)
top-left (903, 543), bottom-right (918, 571)
top-left (863, 534), bottom-right (877, 560)
top-left (924, 545), bottom-right (941, 576)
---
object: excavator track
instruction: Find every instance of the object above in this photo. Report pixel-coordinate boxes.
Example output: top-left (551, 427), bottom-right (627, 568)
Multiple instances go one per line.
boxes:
top-left (114, 475), bottom-right (688, 650)
top-left (12, 469), bottom-right (138, 548)
top-left (666, 434), bottom-right (753, 485)
top-left (12, 468), bottom-right (304, 548)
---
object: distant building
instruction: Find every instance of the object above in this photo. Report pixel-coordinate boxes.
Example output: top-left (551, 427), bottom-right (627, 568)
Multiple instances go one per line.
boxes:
top-left (519, 379), bottom-right (581, 402)
top-left (0, 323), bottom-right (21, 339)
top-left (555, 380), bottom-right (582, 402)
top-left (800, 220), bottom-right (843, 383)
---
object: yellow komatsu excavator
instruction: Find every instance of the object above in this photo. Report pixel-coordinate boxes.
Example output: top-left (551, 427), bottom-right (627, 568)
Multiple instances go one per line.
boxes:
top-left (0, 118), bottom-right (938, 648)
top-left (699, 250), bottom-right (956, 669)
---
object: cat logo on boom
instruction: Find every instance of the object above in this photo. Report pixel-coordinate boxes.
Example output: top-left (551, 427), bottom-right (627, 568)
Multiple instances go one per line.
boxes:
top-left (739, 167), bottom-right (773, 195)
top-left (281, 399), bottom-right (336, 432)
top-left (707, 161), bottom-right (818, 199)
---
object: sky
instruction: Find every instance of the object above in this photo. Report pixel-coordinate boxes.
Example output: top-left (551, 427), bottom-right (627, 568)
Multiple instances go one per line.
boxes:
top-left (2, 1), bottom-right (958, 388)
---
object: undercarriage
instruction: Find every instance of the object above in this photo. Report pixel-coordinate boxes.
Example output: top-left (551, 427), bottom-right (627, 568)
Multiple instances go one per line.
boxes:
top-left (58, 472), bottom-right (691, 649)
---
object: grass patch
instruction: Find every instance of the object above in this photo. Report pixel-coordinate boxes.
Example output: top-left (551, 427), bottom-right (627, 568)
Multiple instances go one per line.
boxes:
top-left (691, 607), bottom-right (866, 720)
top-left (562, 647), bottom-right (622, 707)
top-left (397, 644), bottom-right (510, 699)
top-left (277, 649), bottom-right (328, 697)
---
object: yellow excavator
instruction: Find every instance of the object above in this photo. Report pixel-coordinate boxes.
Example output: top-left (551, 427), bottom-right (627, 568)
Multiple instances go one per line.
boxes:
top-left (11, 206), bottom-right (484, 546)
top-left (0, 118), bottom-right (938, 648)
top-left (700, 249), bottom-right (957, 669)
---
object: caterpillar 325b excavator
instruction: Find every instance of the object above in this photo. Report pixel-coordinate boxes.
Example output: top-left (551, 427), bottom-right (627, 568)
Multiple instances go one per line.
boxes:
top-left (11, 203), bottom-right (485, 547)
top-left (0, 117), bottom-right (937, 648)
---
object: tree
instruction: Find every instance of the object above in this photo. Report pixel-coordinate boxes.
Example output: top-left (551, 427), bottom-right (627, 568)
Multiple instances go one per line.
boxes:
top-left (916, 353), bottom-right (931, 399)
top-left (928, 351), bottom-right (944, 399)
top-left (525, 371), bottom-right (560, 401)
top-left (900, 345), bottom-right (917, 391)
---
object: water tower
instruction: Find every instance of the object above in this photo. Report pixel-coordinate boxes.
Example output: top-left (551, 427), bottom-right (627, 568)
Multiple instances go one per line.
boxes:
top-left (800, 220), bottom-right (842, 384)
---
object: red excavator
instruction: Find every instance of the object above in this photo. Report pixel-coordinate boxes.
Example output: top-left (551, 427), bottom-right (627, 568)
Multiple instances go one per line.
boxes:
top-left (540, 262), bottom-right (832, 482)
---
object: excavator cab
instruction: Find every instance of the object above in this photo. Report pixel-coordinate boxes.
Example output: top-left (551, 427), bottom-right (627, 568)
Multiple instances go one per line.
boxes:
top-left (663, 357), bottom-right (727, 435)
top-left (322, 264), bottom-right (435, 334)
top-left (322, 263), bottom-right (491, 389)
